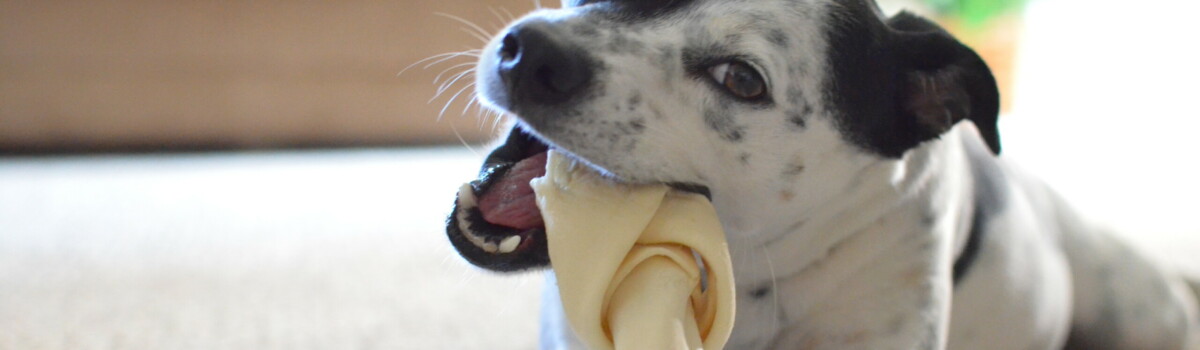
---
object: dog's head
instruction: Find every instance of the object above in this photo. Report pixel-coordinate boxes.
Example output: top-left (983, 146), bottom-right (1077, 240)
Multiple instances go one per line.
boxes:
top-left (448, 0), bottom-right (1000, 271)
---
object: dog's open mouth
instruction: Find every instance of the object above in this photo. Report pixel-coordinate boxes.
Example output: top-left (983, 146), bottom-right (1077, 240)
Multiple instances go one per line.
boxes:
top-left (446, 127), bottom-right (554, 271)
top-left (447, 126), bottom-right (712, 271)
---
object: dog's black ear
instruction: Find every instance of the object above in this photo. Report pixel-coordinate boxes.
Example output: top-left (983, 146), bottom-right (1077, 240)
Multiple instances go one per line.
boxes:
top-left (887, 12), bottom-right (1002, 155)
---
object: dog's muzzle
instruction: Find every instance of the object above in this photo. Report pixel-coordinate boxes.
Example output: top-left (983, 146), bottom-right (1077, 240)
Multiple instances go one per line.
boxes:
top-left (449, 18), bottom-right (598, 272)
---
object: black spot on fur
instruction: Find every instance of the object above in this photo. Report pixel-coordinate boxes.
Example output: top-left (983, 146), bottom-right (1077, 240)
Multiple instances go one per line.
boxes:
top-left (921, 211), bottom-right (937, 227)
top-left (787, 104), bottom-right (812, 130)
top-left (612, 119), bottom-right (645, 136)
top-left (627, 93), bottom-right (642, 111)
top-left (750, 286), bottom-right (772, 299)
top-left (629, 118), bottom-right (646, 132)
top-left (767, 28), bottom-right (788, 48)
top-left (738, 153), bottom-right (751, 165)
top-left (704, 110), bottom-right (745, 142)
top-left (783, 163), bottom-right (805, 177)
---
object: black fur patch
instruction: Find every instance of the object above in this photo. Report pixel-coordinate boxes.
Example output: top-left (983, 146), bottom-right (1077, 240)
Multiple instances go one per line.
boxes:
top-left (822, 2), bottom-right (1000, 158)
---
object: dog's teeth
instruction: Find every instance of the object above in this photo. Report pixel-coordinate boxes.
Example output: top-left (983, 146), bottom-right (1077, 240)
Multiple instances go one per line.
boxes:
top-left (482, 242), bottom-right (499, 253)
top-left (457, 183), bottom-right (477, 207)
top-left (498, 235), bottom-right (521, 253)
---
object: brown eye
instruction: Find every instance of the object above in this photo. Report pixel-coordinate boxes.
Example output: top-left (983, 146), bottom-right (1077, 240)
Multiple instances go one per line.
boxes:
top-left (707, 61), bottom-right (767, 100)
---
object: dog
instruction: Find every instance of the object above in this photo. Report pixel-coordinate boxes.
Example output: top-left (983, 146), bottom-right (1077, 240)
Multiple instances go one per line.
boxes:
top-left (443, 0), bottom-right (1200, 348)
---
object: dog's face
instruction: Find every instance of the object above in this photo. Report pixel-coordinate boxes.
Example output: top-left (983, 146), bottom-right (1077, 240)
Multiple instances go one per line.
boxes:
top-left (448, 0), bottom-right (1000, 271)
top-left (477, 0), bottom-right (834, 187)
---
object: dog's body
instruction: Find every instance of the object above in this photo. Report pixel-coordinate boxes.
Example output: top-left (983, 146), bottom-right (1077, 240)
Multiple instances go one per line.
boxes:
top-left (445, 0), bottom-right (1200, 348)
top-left (539, 123), bottom-right (1198, 349)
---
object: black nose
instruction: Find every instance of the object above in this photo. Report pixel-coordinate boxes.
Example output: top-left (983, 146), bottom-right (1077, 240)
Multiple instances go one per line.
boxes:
top-left (497, 23), bottom-right (593, 106)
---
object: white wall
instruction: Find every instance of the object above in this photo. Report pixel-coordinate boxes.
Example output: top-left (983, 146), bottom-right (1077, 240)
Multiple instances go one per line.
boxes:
top-left (1005, 0), bottom-right (1200, 273)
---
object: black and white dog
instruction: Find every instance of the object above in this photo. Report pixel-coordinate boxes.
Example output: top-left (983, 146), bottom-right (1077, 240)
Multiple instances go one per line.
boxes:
top-left (444, 0), bottom-right (1200, 348)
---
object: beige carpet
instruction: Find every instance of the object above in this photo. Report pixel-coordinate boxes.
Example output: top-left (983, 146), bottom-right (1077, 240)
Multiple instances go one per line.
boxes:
top-left (0, 149), bottom-right (544, 350)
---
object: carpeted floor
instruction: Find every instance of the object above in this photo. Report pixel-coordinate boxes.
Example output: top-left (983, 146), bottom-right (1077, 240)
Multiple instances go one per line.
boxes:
top-left (0, 149), bottom-right (544, 349)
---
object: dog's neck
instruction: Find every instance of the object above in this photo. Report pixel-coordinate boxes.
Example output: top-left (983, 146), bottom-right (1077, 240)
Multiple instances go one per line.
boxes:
top-left (712, 124), bottom-right (979, 287)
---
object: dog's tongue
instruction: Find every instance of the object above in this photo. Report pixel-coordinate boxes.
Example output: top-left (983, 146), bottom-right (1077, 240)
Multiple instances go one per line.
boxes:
top-left (477, 151), bottom-right (549, 230)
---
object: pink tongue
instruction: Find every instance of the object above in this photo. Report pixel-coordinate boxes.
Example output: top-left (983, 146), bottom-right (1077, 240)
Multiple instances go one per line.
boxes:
top-left (477, 151), bottom-right (549, 230)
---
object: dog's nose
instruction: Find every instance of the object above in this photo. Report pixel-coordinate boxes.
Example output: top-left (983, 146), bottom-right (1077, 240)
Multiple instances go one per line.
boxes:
top-left (497, 23), bottom-right (592, 105)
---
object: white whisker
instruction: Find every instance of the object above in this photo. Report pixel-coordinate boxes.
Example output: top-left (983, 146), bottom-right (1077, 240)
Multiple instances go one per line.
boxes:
top-left (399, 50), bottom-right (480, 76)
top-left (458, 27), bottom-right (491, 45)
top-left (433, 62), bottom-right (476, 86)
top-left (434, 66), bottom-right (473, 91)
top-left (762, 245), bottom-right (781, 335)
top-left (499, 7), bottom-right (518, 23)
top-left (479, 107), bottom-right (498, 132)
top-left (437, 13), bottom-right (496, 42)
top-left (422, 51), bottom-right (480, 71)
top-left (492, 112), bottom-right (508, 134)
top-left (435, 70), bottom-right (476, 98)
top-left (489, 111), bottom-right (511, 134)
top-left (488, 7), bottom-right (510, 30)
top-left (430, 70), bottom-right (470, 101)
top-left (450, 122), bottom-right (480, 157)
top-left (439, 82), bottom-right (478, 120)
top-left (462, 94), bottom-right (481, 116)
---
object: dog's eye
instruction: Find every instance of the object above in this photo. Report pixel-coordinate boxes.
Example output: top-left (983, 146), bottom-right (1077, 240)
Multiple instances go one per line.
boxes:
top-left (708, 61), bottom-right (767, 100)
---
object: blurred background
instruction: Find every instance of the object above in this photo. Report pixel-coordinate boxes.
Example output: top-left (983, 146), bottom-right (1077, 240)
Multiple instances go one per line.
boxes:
top-left (2, 0), bottom-right (1198, 349)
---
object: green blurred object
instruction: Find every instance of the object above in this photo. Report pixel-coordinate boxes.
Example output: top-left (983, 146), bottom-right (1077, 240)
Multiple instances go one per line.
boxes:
top-left (926, 0), bottom-right (1027, 29)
